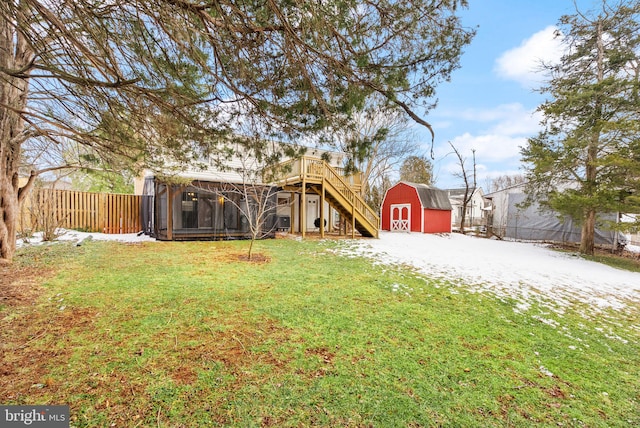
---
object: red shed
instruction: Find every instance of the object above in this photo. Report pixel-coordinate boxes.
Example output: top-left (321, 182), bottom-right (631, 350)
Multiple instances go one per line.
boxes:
top-left (381, 182), bottom-right (452, 233)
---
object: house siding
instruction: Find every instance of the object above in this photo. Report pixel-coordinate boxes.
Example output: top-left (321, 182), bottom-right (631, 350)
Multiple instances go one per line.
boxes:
top-left (448, 187), bottom-right (486, 228)
top-left (138, 142), bottom-right (352, 240)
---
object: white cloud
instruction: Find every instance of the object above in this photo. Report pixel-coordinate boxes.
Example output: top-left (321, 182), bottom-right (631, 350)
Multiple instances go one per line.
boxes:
top-left (495, 26), bottom-right (564, 88)
top-left (490, 108), bottom-right (543, 136)
top-left (435, 132), bottom-right (524, 188)
top-left (437, 103), bottom-right (541, 132)
top-left (441, 132), bottom-right (526, 162)
top-left (431, 103), bottom-right (544, 188)
top-left (433, 103), bottom-right (541, 161)
top-left (437, 155), bottom-right (524, 189)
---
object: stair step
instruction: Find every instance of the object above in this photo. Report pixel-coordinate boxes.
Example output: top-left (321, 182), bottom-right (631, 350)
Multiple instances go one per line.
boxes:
top-left (274, 157), bottom-right (379, 238)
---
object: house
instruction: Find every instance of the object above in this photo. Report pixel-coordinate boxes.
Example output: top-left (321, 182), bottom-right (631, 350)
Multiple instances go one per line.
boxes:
top-left (484, 183), bottom-right (623, 248)
top-left (483, 183), bottom-right (527, 238)
top-left (446, 187), bottom-right (488, 230)
top-left (135, 143), bottom-right (379, 241)
top-left (381, 182), bottom-right (452, 233)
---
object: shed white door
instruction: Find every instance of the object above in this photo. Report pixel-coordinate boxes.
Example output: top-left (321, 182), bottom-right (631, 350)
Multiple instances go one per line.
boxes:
top-left (390, 204), bottom-right (410, 231)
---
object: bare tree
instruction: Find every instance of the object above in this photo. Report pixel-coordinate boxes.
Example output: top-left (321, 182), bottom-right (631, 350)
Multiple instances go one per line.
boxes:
top-left (366, 174), bottom-right (393, 215)
top-left (449, 142), bottom-right (476, 234)
top-left (216, 182), bottom-right (278, 261)
top-left (27, 188), bottom-right (67, 242)
top-left (329, 97), bottom-right (420, 209)
top-left (198, 137), bottom-right (279, 260)
top-left (488, 174), bottom-right (526, 193)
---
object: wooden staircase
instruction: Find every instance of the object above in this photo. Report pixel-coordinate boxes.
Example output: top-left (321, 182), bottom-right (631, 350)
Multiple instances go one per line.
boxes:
top-left (268, 157), bottom-right (379, 238)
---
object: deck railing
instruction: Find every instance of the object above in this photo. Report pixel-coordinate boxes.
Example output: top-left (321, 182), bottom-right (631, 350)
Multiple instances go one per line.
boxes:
top-left (268, 156), bottom-right (378, 235)
top-left (266, 156), bottom-right (362, 191)
top-left (320, 160), bottom-right (379, 233)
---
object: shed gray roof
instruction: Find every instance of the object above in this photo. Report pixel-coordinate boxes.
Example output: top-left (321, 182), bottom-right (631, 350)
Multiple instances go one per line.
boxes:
top-left (401, 182), bottom-right (452, 210)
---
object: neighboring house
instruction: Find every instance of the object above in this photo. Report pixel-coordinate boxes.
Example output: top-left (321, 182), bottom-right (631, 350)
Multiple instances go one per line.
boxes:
top-left (381, 182), bottom-right (452, 233)
top-left (135, 143), bottom-right (378, 240)
top-left (622, 214), bottom-right (640, 246)
top-left (446, 187), bottom-right (487, 229)
top-left (483, 183), bottom-right (527, 238)
top-left (484, 183), bottom-right (624, 248)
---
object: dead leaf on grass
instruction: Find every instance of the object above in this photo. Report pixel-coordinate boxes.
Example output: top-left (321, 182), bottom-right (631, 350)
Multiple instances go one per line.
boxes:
top-left (236, 253), bottom-right (271, 263)
top-left (0, 265), bottom-right (52, 308)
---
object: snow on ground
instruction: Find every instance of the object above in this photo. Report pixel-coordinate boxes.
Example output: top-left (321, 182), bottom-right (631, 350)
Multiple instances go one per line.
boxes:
top-left (16, 229), bottom-right (155, 248)
top-left (335, 232), bottom-right (640, 317)
top-left (17, 229), bottom-right (640, 318)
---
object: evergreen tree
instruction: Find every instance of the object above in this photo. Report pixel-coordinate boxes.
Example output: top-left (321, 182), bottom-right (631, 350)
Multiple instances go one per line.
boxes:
top-left (399, 156), bottom-right (433, 184)
top-left (521, 1), bottom-right (640, 255)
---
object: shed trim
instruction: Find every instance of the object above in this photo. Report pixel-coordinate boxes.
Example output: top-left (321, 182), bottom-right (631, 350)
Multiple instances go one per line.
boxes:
top-left (390, 203), bottom-right (411, 232)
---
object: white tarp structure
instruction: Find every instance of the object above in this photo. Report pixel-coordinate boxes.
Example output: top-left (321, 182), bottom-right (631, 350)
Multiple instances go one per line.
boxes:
top-left (503, 193), bottom-right (620, 246)
top-left (485, 185), bottom-right (624, 248)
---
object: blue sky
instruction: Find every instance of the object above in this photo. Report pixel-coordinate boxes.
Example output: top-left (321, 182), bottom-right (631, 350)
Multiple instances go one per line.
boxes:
top-left (424, 0), bottom-right (604, 190)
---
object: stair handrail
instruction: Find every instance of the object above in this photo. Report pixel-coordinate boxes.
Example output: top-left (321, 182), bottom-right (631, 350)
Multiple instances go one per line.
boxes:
top-left (319, 161), bottom-right (379, 230)
top-left (266, 156), bottom-right (379, 235)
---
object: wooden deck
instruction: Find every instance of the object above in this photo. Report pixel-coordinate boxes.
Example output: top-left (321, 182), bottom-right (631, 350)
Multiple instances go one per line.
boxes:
top-left (267, 157), bottom-right (379, 238)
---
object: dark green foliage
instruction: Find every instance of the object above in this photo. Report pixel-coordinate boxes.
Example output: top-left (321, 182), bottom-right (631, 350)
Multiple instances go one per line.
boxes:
top-left (521, 1), bottom-right (640, 253)
top-left (4, 0), bottom-right (475, 172)
top-left (342, 127), bottom-right (389, 175)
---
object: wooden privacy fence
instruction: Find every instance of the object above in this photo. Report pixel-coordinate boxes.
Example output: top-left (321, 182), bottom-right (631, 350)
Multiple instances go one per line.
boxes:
top-left (20, 189), bottom-right (144, 234)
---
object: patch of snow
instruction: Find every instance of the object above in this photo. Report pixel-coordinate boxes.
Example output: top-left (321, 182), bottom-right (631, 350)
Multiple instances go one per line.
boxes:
top-left (335, 232), bottom-right (640, 315)
top-left (539, 365), bottom-right (554, 377)
top-left (627, 243), bottom-right (640, 254)
top-left (533, 316), bottom-right (560, 328)
top-left (17, 228), bottom-right (155, 248)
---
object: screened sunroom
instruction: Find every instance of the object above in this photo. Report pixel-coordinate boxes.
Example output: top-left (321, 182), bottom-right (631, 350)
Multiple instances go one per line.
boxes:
top-left (141, 177), bottom-right (277, 241)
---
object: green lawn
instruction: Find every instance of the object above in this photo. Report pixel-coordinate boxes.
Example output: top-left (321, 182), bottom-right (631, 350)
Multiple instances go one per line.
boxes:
top-left (2, 238), bottom-right (639, 427)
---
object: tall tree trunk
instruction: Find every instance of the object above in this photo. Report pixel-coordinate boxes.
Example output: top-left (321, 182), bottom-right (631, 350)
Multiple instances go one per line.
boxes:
top-left (459, 195), bottom-right (468, 234)
top-left (580, 137), bottom-right (599, 255)
top-left (1, 10), bottom-right (34, 264)
top-left (0, 176), bottom-right (19, 264)
top-left (579, 208), bottom-right (596, 255)
top-left (0, 103), bottom-right (29, 264)
top-left (579, 19), bottom-right (604, 257)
